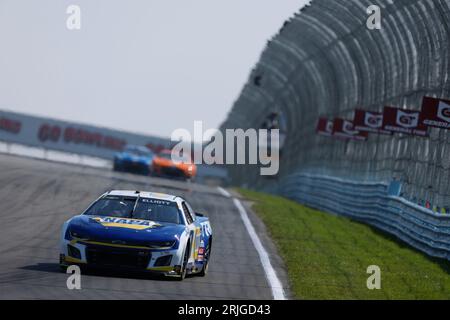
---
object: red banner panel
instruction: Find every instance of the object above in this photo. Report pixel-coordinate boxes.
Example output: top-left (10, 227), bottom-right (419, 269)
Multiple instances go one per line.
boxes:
top-left (332, 118), bottom-right (368, 141)
top-left (421, 96), bottom-right (450, 129)
top-left (316, 118), bottom-right (333, 136)
top-left (353, 109), bottom-right (392, 135)
top-left (382, 106), bottom-right (428, 136)
top-left (0, 117), bottom-right (21, 134)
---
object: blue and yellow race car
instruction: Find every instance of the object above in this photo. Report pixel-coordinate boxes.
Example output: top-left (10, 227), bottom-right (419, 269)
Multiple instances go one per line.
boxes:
top-left (113, 145), bottom-right (154, 176)
top-left (60, 190), bottom-right (213, 280)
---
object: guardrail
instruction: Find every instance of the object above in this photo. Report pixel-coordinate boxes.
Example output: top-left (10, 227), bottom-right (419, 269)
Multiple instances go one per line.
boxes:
top-left (275, 173), bottom-right (450, 261)
top-left (0, 141), bottom-right (112, 168)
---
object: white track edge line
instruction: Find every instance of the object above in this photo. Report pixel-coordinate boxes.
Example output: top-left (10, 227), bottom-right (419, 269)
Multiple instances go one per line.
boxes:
top-left (232, 198), bottom-right (287, 300)
top-left (217, 186), bottom-right (231, 198)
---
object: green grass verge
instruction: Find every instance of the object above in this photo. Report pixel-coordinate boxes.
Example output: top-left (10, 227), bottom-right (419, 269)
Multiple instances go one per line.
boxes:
top-left (238, 189), bottom-right (450, 300)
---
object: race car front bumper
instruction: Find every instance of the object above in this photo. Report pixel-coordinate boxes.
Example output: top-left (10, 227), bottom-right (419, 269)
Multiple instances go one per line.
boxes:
top-left (60, 239), bottom-right (184, 276)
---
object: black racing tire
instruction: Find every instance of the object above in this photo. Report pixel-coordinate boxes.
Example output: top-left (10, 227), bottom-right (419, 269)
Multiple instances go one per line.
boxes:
top-left (198, 238), bottom-right (212, 277)
top-left (178, 242), bottom-right (190, 281)
top-left (113, 162), bottom-right (120, 172)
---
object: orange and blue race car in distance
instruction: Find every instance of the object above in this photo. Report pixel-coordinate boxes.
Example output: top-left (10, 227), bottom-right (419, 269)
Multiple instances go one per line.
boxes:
top-left (152, 149), bottom-right (197, 181)
top-left (59, 190), bottom-right (213, 280)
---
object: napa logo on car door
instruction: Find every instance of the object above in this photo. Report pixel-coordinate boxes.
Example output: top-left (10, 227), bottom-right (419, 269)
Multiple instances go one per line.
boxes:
top-left (91, 216), bottom-right (161, 230)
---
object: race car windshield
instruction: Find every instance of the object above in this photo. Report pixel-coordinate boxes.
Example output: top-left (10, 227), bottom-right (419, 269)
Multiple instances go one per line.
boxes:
top-left (133, 198), bottom-right (181, 225)
top-left (158, 153), bottom-right (173, 160)
top-left (84, 196), bottom-right (135, 218)
top-left (125, 146), bottom-right (153, 157)
top-left (84, 196), bottom-right (182, 224)
top-left (159, 153), bottom-right (190, 163)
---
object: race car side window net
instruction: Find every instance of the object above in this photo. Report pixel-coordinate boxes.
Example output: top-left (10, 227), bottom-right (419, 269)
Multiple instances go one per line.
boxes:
top-left (182, 202), bottom-right (194, 225)
top-left (130, 193), bottom-right (141, 218)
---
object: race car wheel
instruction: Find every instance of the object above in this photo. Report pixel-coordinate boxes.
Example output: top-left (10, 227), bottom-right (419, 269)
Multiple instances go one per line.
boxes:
top-left (59, 255), bottom-right (67, 272)
top-left (198, 238), bottom-right (212, 277)
top-left (178, 243), bottom-right (190, 281)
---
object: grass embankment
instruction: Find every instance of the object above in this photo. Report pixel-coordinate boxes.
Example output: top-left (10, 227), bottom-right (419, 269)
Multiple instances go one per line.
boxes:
top-left (238, 189), bottom-right (450, 300)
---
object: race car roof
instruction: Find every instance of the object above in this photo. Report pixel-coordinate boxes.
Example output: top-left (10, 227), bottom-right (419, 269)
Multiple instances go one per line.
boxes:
top-left (107, 190), bottom-right (178, 201)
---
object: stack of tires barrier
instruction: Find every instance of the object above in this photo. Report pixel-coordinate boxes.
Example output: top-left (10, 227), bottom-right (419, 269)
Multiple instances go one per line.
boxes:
top-left (220, 0), bottom-right (450, 259)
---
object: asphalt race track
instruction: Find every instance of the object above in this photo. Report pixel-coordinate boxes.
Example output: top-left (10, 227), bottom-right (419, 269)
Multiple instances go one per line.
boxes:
top-left (0, 153), bottom-right (289, 299)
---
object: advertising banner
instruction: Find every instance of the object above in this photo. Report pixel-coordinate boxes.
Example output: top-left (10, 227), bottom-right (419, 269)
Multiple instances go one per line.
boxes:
top-left (421, 96), bottom-right (450, 130)
top-left (332, 118), bottom-right (368, 141)
top-left (382, 106), bottom-right (428, 136)
top-left (316, 118), bottom-right (333, 136)
top-left (0, 109), bottom-right (172, 159)
top-left (353, 109), bottom-right (392, 135)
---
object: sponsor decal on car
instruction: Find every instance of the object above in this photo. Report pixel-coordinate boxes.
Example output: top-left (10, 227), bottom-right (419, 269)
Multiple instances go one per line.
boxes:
top-left (201, 222), bottom-right (212, 237)
top-left (141, 198), bottom-right (172, 205)
top-left (197, 246), bottom-right (205, 262)
top-left (91, 216), bottom-right (161, 230)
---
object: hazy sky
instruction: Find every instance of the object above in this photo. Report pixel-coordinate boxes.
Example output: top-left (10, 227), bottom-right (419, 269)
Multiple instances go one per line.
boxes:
top-left (0, 0), bottom-right (308, 140)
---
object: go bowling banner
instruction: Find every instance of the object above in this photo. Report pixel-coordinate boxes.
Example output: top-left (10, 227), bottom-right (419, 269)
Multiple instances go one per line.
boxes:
top-left (332, 118), bottom-right (368, 141)
top-left (353, 109), bottom-right (392, 135)
top-left (421, 96), bottom-right (450, 130)
top-left (382, 106), bottom-right (428, 137)
top-left (316, 118), bottom-right (333, 137)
